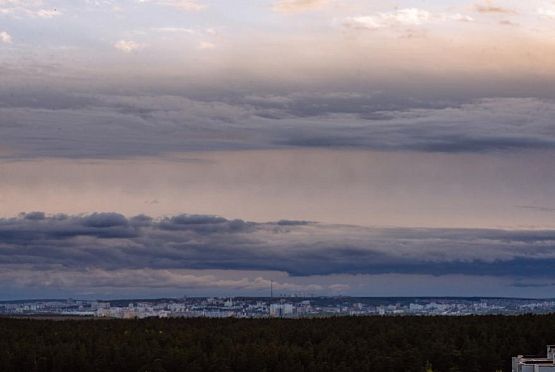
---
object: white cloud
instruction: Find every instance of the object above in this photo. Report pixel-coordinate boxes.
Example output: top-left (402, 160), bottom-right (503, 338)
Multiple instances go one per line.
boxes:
top-left (152, 27), bottom-right (195, 33)
top-left (272, 0), bottom-right (328, 13)
top-left (343, 8), bottom-right (473, 30)
top-left (344, 8), bottom-right (431, 30)
top-left (0, 0), bottom-right (61, 18)
top-left (138, 0), bottom-right (204, 11)
top-left (198, 41), bottom-right (215, 50)
top-left (114, 40), bottom-right (144, 53)
top-left (35, 8), bottom-right (60, 18)
top-left (0, 31), bottom-right (12, 44)
top-left (538, 7), bottom-right (555, 19)
top-left (446, 13), bottom-right (474, 22)
top-left (388, 8), bottom-right (432, 25)
top-left (151, 27), bottom-right (217, 37)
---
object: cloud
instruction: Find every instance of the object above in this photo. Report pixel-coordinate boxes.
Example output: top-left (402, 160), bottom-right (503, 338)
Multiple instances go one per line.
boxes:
top-left (1, 91), bottom-right (555, 158)
top-left (1, 212), bottom-right (555, 281)
top-left (449, 13), bottom-right (475, 22)
top-left (0, 0), bottom-right (61, 18)
top-left (34, 8), bottom-right (59, 18)
top-left (343, 9), bottom-right (431, 30)
top-left (538, 7), bottom-right (555, 19)
top-left (272, 0), bottom-right (329, 13)
top-left (0, 267), bottom-right (326, 293)
top-left (510, 279), bottom-right (555, 288)
top-left (499, 19), bottom-right (518, 26)
top-left (0, 31), bottom-right (11, 44)
top-left (474, 1), bottom-right (516, 14)
top-left (342, 8), bottom-right (472, 30)
top-left (198, 41), bottom-right (215, 50)
top-left (252, 96), bottom-right (555, 153)
top-left (516, 205), bottom-right (555, 213)
top-left (114, 40), bottom-right (144, 53)
top-left (152, 27), bottom-right (195, 33)
top-left (138, 0), bottom-right (204, 11)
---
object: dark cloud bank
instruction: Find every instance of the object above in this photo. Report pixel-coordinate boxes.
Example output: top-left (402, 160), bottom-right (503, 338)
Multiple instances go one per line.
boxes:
top-left (1, 212), bottom-right (554, 278)
top-left (1, 86), bottom-right (555, 158)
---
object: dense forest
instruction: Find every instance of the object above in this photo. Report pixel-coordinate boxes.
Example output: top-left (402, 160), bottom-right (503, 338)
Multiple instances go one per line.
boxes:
top-left (0, 315), bottom-right (554, 372)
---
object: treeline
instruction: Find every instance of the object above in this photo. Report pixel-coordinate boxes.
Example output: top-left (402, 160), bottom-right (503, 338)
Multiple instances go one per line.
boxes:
top-left (0, 315), bottom-right (554, 372)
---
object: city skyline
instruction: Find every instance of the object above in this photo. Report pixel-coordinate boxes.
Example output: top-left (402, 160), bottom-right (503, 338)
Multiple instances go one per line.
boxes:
top-left (1, 0), bottom-right (555, 299)
top-left (3, 296), bottom-right (555, 318)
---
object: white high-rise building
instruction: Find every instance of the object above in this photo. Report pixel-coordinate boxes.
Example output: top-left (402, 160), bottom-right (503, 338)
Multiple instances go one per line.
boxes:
top-left (512, 345), bottom-right (555, 372)
top-left (269, 303), bottom-right (293, 317)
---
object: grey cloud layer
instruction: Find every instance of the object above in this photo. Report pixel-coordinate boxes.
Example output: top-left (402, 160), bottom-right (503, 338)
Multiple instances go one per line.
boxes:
top-left (1, 86), bottom-right (555, 158)
top-left (0, 267), bottom-right (325, 294)
top-left (1, 212), bottom-right (554, 278)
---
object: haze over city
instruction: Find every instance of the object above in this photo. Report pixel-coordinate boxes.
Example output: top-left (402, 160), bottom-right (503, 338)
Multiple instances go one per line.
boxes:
top-left (1, 0), bottom-right (555, 299)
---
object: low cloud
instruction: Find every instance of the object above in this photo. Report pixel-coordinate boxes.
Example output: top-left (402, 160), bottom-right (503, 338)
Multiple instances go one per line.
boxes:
top-left (138, 0), bottom-right (204, 11)
top-left (34, 8), bottom-right (59, 18)
top-left (516, 205), bottom-right (555, 213)
top-left (0, 0), bottom-right (61, 18)
top-left (510, 279), bottom-right (555, 288)
top-left (1, 93), bottom-right (555, 157)
top-left (272, 0), bottom-right (329, 13)
top-left (0, 31), bottom-right (11, 44)
top-left (198, 41), bottom-right (215, 50)
top-left (537, 7), bottom-right (555, 19)
top-left (0, 267), bottom-right (325, 293)
top-left (342, 8), bottom-right (473, 30)
top-left (152, 27), bottom-right (195, 33)
top-left (474, 1), bottom-right (516, 14)
top-left (114, 40), bottom-right (144, 53)
top-left (344, 9), bottom-right (432, 30)
top-left (1, 212), bottom-right (554, 279)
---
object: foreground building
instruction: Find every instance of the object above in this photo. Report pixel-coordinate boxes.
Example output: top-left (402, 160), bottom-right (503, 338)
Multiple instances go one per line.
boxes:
top-left (512, 345), bottom-right (555, 372)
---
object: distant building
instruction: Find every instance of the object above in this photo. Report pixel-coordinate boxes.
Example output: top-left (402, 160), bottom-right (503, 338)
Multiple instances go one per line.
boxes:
top-left (409, 303), bottom-right (424, 311)
top-left (269, 303), bottom-right (293, 317)
top-left (512, 345), bottom-right (555, 372)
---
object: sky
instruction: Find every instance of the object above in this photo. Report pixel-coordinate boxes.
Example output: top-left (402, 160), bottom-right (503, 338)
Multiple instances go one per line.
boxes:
top-left (1, 0), bottom-right (555, 299)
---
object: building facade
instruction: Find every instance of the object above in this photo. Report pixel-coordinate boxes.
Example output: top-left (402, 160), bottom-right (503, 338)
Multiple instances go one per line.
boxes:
top-left (269, 303), bottom-right (294, 317)
top-left (512, 345), bottom-right (555, 372)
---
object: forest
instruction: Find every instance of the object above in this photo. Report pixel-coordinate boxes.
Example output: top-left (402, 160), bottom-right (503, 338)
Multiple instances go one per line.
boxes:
top-left (0, 315), bottom-right (554, 372)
